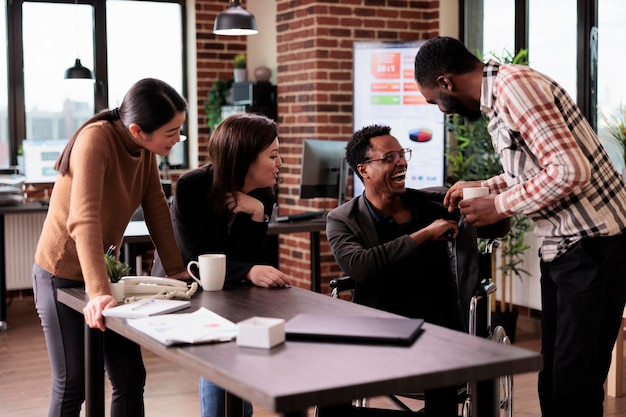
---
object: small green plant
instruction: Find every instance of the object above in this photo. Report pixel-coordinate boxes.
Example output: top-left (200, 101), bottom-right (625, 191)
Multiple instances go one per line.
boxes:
top-left (204, 78), bottom-right (233, 129)
top-left (233, 54), bottom-right (246, 69)
top-left (477, 48), bottom-right (529, 65)
top-left (445, 113), bottom-right (500, 184)
top-left (104, 246), bottom-right (130, 283)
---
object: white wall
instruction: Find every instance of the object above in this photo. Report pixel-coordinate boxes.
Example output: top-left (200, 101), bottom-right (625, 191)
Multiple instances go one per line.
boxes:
top-left (496, 233), bottom-right (542, 311)
top-left (246, 1), bottom-right (278, 85)
top-left (440, 0), bottom-right (460, 38)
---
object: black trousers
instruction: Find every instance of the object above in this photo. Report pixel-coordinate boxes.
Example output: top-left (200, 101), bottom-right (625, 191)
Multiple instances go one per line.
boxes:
top-left (33, 263), bottom-right (146, 417)
top-left (538, 234), bottom-right (626, 417)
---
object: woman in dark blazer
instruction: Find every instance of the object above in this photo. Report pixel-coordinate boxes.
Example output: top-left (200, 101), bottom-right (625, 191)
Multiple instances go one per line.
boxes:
top-left (153, 113), bottom-right (291, 417)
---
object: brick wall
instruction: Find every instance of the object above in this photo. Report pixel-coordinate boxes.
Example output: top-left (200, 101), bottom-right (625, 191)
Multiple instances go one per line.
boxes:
top-left (195, 0), bottom-right (248, 165)
top-left (195, 0), bottom-right (440, 292)
top-left (273, 0), bottom-right (439, 291)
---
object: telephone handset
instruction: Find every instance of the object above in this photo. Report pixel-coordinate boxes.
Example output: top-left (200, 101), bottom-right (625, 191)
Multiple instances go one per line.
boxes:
top-left (120, 276), bottom-right (188, 295)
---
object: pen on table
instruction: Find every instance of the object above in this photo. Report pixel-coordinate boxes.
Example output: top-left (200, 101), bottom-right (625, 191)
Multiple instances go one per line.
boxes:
top-left (131, 299), bottom-right (155, 311)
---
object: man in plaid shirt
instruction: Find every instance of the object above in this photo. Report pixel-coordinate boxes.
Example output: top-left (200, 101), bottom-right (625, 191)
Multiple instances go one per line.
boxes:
top-left (414, 36), bottom-right (626, 417)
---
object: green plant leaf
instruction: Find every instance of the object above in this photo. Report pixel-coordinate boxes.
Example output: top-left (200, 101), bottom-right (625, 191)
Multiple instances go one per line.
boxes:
top-left (105, 253), bottom-right (130, 283)
top-left (205, 78), bottom-right (233, 128)
top-left (233, 54), bottom-right (246, 69)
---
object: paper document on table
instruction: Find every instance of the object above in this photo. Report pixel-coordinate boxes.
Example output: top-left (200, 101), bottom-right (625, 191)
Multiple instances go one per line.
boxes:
top-left (102, 299), bottom-right (191, 319)
top-left (126, 307), bottom-right (239, 346)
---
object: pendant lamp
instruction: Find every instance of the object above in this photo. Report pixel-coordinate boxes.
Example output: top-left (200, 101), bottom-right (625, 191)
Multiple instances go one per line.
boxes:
top-left (65, 58), bottom-right (93, 79)
top-left (64, 0), bottom-right (93, 79)
top-left (213, 0), bottom-right (258, 36)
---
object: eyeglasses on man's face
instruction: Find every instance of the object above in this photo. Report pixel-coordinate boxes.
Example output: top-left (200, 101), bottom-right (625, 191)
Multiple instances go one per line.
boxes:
top-left (362, 148), bottom-right (412, 165)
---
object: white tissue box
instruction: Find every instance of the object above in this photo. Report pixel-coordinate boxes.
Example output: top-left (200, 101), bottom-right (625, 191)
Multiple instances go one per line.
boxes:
top-left (236, 317), bottom-right (285, 349)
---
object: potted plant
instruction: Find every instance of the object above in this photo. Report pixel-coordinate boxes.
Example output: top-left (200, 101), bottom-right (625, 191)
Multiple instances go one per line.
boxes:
top-left (204, 78), bottom-right (233, 130)
top-left (233, 53), bottom-right (247, 83)
top-left (105, 245), bottom-right (130, 302)
top-left (446, 48), bottom-right (532, 342)
top-left (601, 105), bottom-right (626, 182)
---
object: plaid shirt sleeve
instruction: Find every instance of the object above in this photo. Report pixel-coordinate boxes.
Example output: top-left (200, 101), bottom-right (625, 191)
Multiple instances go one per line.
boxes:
top-left (481, 61), bottom-right (626, 260)
top-left (484, 63), bottom-right (591, 217)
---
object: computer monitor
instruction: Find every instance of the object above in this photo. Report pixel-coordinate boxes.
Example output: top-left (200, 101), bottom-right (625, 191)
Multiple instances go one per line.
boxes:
top-left (22, 139), bottom-right (69, 183)
top-left (299, 139), bottom-right (349, 204)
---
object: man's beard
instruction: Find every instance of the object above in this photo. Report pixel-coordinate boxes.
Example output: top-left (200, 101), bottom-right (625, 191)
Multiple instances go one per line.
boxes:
top-left (440, 92), bottom-right (482, 122)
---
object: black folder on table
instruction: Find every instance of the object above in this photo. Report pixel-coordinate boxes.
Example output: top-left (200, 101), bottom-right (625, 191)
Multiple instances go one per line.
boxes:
top-left (285, 313), bottom-right (424, 346)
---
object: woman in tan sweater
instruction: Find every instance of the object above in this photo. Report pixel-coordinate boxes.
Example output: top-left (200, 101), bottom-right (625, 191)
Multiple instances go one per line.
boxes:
top-left (33, 78), bottom-right (189, 417)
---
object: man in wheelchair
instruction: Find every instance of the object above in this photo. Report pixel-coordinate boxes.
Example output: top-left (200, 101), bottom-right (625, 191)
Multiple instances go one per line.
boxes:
top-left (324, 124), bottom-right (508, 416)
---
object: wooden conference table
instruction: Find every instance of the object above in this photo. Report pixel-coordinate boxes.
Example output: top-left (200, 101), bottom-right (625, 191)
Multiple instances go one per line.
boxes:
top-left (57, 285), bottom-right (542, 417)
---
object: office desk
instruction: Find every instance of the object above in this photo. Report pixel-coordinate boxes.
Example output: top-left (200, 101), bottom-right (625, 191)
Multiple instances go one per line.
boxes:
top-left (58, 285), bottom-right (542, 417)
top-left (121, 219), bottom-right (328, 292)
top-left (267, 219), bottom-right (326, 292)
top-left (121, 220), bottom-right (152, 275)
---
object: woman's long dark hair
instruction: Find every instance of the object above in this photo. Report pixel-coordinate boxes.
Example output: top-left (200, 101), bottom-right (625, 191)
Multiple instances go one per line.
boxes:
top-left (55, 78), bottom-right (187, 176)
top-left (207, 113), bottom-right (278, 216)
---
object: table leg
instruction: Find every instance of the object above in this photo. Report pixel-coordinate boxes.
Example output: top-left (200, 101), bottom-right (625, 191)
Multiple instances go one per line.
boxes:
top-left (225, 392), bottom-right (244, 417)
top-left (472, 379), bottom-right (499, 417)
top-left (84, 324), bottom-right (105, 417)
top-left (310, 232), bottom-right (320, 293)
top-left (123, 243), bottom-right (135, 275)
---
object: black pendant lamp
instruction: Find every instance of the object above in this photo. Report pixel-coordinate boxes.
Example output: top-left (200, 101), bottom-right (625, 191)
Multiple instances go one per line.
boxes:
top-left (213, 0), bottom-right (258, 36)
top-left (64, 58), bottom-right (93, 79)
top-left (64, 0), bottom-right (93, 79)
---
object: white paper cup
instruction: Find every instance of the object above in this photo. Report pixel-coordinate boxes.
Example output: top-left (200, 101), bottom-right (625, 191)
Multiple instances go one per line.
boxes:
top-left (187, 254), bottom-right (226, 291)
top-left (463, 187), bottom-right (489, 200)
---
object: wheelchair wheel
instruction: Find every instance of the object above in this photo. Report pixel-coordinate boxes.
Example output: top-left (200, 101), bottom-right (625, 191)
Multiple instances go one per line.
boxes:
top-left (488, 325), bottom-right (513, 417)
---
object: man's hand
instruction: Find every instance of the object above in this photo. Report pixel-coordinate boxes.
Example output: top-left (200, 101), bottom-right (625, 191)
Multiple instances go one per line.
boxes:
top-left (458, 194), bottom-right (504, 227)
top-left (444, 180), bottom-right (483, 212)
top-left (425, 219), bottom-right (460, 241)
top-left (411, 219), bottom-right (459, 246)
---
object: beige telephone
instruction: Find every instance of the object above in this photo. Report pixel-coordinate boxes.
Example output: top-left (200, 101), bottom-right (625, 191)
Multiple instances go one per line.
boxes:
top-left (120, 276), bottom-right (193, 298)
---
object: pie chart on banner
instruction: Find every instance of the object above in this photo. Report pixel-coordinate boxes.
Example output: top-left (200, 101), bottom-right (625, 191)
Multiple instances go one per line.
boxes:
top-left (409, 128), bottom-right (433, 143)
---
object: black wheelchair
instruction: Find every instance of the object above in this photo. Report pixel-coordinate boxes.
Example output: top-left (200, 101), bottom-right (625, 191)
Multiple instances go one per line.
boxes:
top-left (320, 238), bottom-right (513, 417)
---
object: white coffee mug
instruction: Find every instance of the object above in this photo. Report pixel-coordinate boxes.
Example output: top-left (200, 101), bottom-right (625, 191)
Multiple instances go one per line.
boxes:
top-left (463, 187), bottom-right (489, 200)
top-left (187, 254), bottom-right (226, 291)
